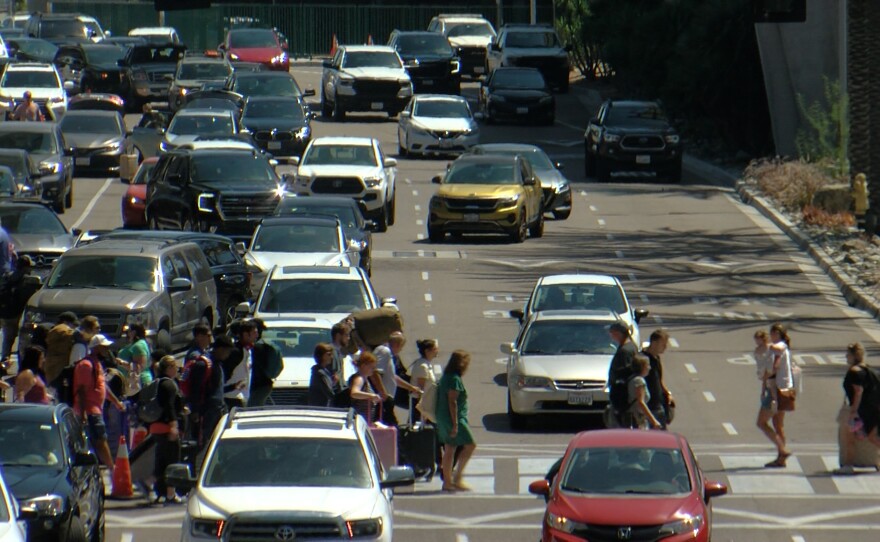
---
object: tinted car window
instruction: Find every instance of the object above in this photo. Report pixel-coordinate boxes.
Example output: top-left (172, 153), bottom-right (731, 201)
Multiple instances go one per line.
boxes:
top-left (228, 30), bottom-right (278, 48)
top-left (0, 130), bottom-right (58, 153)
top-left (0, 206), bottom-right (66, 234)
top-left (491, 69), bottom-right (545, 89)
top-left (259, 278), bottom-right (368, 313)
top-left (505, 31), bottom-right (560, 48)
top-left (446, 162), bottom-right (515, 185)
top-left (1, 70), bottom-right (59, 88)
top-left (243, 100), bottom-right (304, 119)
top-left (397, 34), bottom-right (451, 55)
top-left (48, 255), bottom-right (157, 291)
top-left (184, 248), bottom-right (213, 283)
top-left (521, 321), bottom-right (616, 355)
top-left (168, 114), bottom-right (234, 136)
top-left (342, 51), bottom-right (401, 69)
top-left (253, 223), bottom-right (340, 253)
top-left (605, 104), bottom-right (669, 127)
top-left (232, 74), bottom-right (301, 97)
top-left (302, 145), bottom-right (376, 167)
top-left (197, 239), bottom-right (240, 267)
top-left (261, 326), bottom-right (332, 358)
top-left (414, 100), bottom-right (469, 118)
top-left (190, 153), bottom-right (278, 186)
top-left (83, 46), bottom-right (124, 65)
top-left (0, 420), bottom-right (64, 467)
top-left (9, 39), bottom-right (57, 59)
top-left (170, 251), bottom-right (192, 280)
top-left (40, 20), bottom-right (88, 40)
top-left (178, 62), bottom-right (231, 80)
top-left (277, 203), bottom-right (360, 231)
top-left (560, 447), bottom-right (691, 495)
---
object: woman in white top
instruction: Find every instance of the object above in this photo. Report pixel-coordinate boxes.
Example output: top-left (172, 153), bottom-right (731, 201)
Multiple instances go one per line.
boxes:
top-left (757, 323), bottom-right (794, 467)
top-left (411, 339), bottom-right (440, 391)
top-left (628, 355), bottom-right (662, 430)
top-left (754, 330), bottom-right (775, 409)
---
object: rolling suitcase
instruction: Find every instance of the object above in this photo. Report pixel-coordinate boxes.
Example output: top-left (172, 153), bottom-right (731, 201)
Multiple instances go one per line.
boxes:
top-left (837, 405), bottom-right (880, 469)
top-left (398, 399), bottom-right (437, 479)
top-left (369, 403), bottom-right (398, 470)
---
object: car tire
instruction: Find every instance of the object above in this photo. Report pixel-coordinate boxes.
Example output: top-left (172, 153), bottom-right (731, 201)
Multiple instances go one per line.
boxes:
top-left (427, 223), bottom-right (444, 243)
top-left (508, 394), bottom-right (526, 430)
top-left (181, 216), bottom-right (194, 231)
top-left (375, 210), bottom-right (388, 233)
top-left (65, 179), bottom-right (73, 209)
top-left (553, 209), bottom-right (571, 220)
top-left (387, 197), bottom-right (396, 226)
top-left (321, 92), bottom-right (331, 118)
top-left (509, 212), bottom-right (527, 243)
top-left (596, 156), bottom-right (611, 183)
top-left (332, 96), bottom-right (346, 122)
top-left (398, 142), bottom-right (408, 157)
top-left (156, 327), bottom-right (171, 353)
top-left (53, 193), bottom-right (65, 214)
top-left (223, 297), bottom-right (244, 327)
top-left (584, 141), bottom-right (595, 178)
top-left (529, 211), bottom-right (544, 238)
top-left (63, 515), bottom-right (88, 542)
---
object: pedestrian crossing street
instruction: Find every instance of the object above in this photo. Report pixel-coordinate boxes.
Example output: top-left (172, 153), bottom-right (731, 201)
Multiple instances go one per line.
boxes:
top-left (403, 450), bottom-right (880, 497)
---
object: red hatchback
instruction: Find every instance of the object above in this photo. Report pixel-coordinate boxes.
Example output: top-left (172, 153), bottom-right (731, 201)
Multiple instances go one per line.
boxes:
top-left (121, 156), bottom-right (158, 228)
top-left (220, 28), bottom-right (289, 72)
top-left (529, 430), bottom-right (727, 542)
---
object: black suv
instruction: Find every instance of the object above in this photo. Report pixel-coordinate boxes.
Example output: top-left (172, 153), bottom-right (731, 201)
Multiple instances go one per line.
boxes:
top-left (487, 23), bottom-right (571, 92)
top-left (145, 145), bottom-right (283, 242)
top-left (54, 43), bottom-right (126, 94)
top-left (584, 100), bottom-right (683, 182)
top-left (387, 30), bottom-right (461, 94)
top-left (0, 403), bottom-right (103, 542)
top-left (118, 44), bottom-right (187, 112)
top-left (0, 122), bottom-right (73, 212)
top-left (25, 13), bottom-right (93, 45)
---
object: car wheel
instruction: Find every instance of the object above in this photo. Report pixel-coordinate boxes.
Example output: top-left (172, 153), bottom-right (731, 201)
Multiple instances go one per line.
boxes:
top-left (53, 193), bottom-right (65, 214)
top-left (223, 297), bottom-right (243, 327)
top-left (65, 180), bottom-right (73, 209)
top-left (596, 156), bottom-right (611, 183)
top-left (553, 209), bottom-right (571, 220)
top-left (509, 212), bottom-right (527, 243)
top-left (529, 211), bottom-right (544, 238)
top-left (427, 222), bottom-right (444, 243)
top-left (181, 216), bottom-right (194, 231)
top-left (63, 515), bottom-right (88, 542)
top-left (321, 92), bottom-right (331, 118)
top-left (155, 327), bottom-right (171, 353)
top-left (332, 96), bottom-right (346, 122)
top-left (507, 394), bottom-right (526, 430)
top-left (584, 142), bottom-right (595, 178)
top-left (387, 197), bottom-right (396, 226)
top-left (375, 210), bottom-right (388, 233)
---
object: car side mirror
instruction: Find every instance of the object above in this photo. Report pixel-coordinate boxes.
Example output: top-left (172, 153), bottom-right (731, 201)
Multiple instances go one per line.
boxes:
top-left (269, 158), bottom-right (279, 168)
top-left (169, 277), bottom-right (193, 292)
top-left (322, 59), bottom-right (333, 68)
top-left (379, 465), bottom-right (415, 489)
top-left (16, 504), bottom-right (38, 521)
top-left (234, 241), bottom-right (247, 254)
top-left (399, 111), bottom-right (411, 118)
top-left (72, 228), bottom-right (82, 236)
top-left (528, 479), bottom-right (550, 496)
top-left (509, 309), bottom-right (524, 322)
top-left (63, 80), bottom-right (75, 92)
top-left (303, 87), bottom-right (315, 97)
top-left (288, 156), bottom-right (300, 166)
top-left (554, 161), bottom-right (564, 170)
top-left (165, 463), bottom-right (197, 490)
top-left (523, 176), bottom-right (537, 186)
top-left (217, 43), bottom-right (226, 51)
top-left (380, 296), bottom-right (397, 307)
top-left (500, 342), bottom-right (515, 355)
top-left (704, 480), bottom-right (728, 500)
top-left (634, 308), bottom-right (649, 323)
top-left (73, 451), bottom-right (99, 466)
top-left (431, 175), bottom-right (442, 184)
top-left (383, 158), bottom-right (397, 168)
top-left (235, 300), bottom-right (252, 317)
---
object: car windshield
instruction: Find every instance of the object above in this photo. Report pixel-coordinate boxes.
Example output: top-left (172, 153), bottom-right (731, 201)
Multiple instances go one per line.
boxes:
top-left (445, 162), bottom-right (515, 184)
top-left (11, 39), bottom-right (57, 58)
top-left (1, 69), bottom-right (59, 88)
top-left (197, 240), bottom-right (240, 266)
top-left (261, 326), bottom-right (333, 358)
top-left (276, 202), bottom-right (361, 231)
top-left (184, 98), bottom-right (238, 112)
top-left (342, 51), bottom-right (402, 69)
top-left (397, 34), bottom-right (452, 55)
top-left (47, 255), bottom-right (158, 290)
top-left (0, 206), bottom-right (66, 234)
top-left (190, 153), bottom-right (278, 186)
top-left (605, 104), bottom-right (669, 127)
top-left (128, 46), bottom-right (183, 64)
top-left (229, 30), bottom-right (278, 48)
top-left (178, 62), bottom-right (232, 80)
top-left (414, 100), bottom-right (470, 118)
top-left (259, 278), bottom-right (369, 313)
top-left (505, 31), bottom-right (560, 48)
top-left (60, 114), bottom-right (122, 135)
top-left (204, 437), bottom-right (371, 488)
top-left (0, 131), bottom-right (56, 153)
top-left (491, 69), bottom-right (545, 89)
top-left (132, 161), bottom-right (157, 185)
top-left (560, 447), bottom-right (691, 495)
top-left (0, 420), bottom-right (64, 468)
top-left (252, 223), bottom-right (340, 253)
top-left (84, 46), bottom-right (123, 65)
top-left (0, 154), bottom-right (25, 176)
top-left (0, 484), bottom-right (8, 522)
top-left (521, 320), bottom-right (617, 355)
top-left (534, 284), bottom-right (627, 313)
top-left (41, 19), bottom-right (88, 39)
top-left (446, 22), bottom-right (495, 38)
top-left (233, 75), bottom-right (301, 97)
top-left (0, 167), bottom-right (14, 193)
top-left (168, 114), bottom-right (234, 136)
top-left (302, 144), bottom-right (377, 167)
top-left (244, 100), bottom-right (304, 120)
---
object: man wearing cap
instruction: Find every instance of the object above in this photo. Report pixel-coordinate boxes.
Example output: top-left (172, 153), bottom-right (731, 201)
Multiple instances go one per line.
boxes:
top-left (0, 255), bottom-right (38, 365)
top-left (73, 334), bottom-right (125, 470)
top-left (12, 91), bottom-right (45, 122)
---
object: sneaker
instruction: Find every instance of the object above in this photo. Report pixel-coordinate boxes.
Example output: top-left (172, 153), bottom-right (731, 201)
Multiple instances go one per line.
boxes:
top-left (164, 495), bottom-right (184, 506)
top-left (833, 465), bottom-right (855, 475)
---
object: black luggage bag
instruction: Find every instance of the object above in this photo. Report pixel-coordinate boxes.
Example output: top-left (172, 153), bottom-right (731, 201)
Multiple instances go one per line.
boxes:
top-left (398, 399), bottom-right (436, 479)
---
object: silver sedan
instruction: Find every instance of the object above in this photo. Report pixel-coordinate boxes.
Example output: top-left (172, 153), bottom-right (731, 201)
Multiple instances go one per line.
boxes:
top-left (397, 94), bottom-right (480, 157)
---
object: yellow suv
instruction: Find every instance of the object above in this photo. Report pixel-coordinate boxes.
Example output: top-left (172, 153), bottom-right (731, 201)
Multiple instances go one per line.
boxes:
top-left (428, 154), bottom-right (544, 243)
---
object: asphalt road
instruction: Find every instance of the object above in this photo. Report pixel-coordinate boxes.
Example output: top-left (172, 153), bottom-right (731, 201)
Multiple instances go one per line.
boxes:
top-left (56, 62), bottom-right (880, 542)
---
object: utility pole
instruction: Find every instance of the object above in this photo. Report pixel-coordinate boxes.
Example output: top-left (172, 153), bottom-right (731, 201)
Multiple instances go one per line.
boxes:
top-left (496, 0), bottom-right (503, 28)
top-left (530, 0), bottom-right (537, 24)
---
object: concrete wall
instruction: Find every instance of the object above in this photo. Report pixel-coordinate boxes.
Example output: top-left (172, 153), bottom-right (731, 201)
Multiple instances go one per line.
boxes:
top-left (755, 0), bottom-right (845, 158)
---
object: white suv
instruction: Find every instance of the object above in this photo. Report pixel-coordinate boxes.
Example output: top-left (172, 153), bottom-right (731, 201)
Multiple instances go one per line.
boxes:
top-left (289, 137), bottom-right (397, 232)
top-left (0, 63), bottom-right (67, 119)
top-left (168, 407), bottom-right (414, 542)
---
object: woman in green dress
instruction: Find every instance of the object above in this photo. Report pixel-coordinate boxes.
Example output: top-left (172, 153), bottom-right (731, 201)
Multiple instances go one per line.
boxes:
top-left (436, 350), bottom-right (477, 492)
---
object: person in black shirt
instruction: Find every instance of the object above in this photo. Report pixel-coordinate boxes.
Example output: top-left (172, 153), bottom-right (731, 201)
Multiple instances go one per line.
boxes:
top-left (247, 319), bottom-right (283, 407)
top-left (607, 322), bottom-right (638, 426)
top-left (152, 355), bottom-right (185, 505)
top-left (309, 343), bottom-right (339, 407)
top-left (641, 329), bottom-right (674, 429)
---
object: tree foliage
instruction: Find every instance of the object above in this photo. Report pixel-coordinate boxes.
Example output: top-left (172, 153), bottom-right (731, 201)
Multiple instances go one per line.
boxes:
top-left (795, 77), bottom-right (849, 179)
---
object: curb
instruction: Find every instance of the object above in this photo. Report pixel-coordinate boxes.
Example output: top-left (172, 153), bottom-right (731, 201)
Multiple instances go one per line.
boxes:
top-left (735, 181), bottom-right (880, 319)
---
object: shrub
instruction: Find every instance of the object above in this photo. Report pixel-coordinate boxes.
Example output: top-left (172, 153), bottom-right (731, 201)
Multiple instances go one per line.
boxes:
top-left (745, 158), bottom-right (839, 211)
top-left (802, 205), bottom-right (855, 232)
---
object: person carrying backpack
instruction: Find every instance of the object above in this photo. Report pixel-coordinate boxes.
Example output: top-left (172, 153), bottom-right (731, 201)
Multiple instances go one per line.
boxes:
top-left (74, 334), bottom-right (125, 471)
top-left (247, 319), bottom-right (283, 407)
top-left (149, 355), bottom-right (185, 505)
top-left (44, 312), bottom-right (78, 392)
top-left (606, 322), bottom-right (638, 428)
top-left (180, 324), bottom-right (216, 447)
top-left (844, 343), bottom-right (880, 450)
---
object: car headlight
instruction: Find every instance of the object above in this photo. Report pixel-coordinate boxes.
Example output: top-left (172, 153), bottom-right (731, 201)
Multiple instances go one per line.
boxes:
top-left (546, 512), bottom-right (578, 533)
top-left (450, 59), bottom-right (461, 74)
top-left (345, 518), bottom-right (383, 538)
top-left (39, 160), bottom-right (61, 174)
top-left (133, 71), bottom-right (147, 81)
top-left (659, 515), bottom-right (703, 537)
top-left (159, 140), bottom-right (171, 153)
top-left (399, 81), bottom-right (413, 97)
top-left (18, 182), bottom-right (35, 192)
top-left (339, 78), bottom-right (354, 87)
top-left (363, 176), bottom-right (383, 188)
top-left (295, 175), bottom-right (311, 187)
top-left (197, 193), bottom-right (215, 212)
top-left (191, 519), bottom-right (226, 539)
top-left (271, 53), bottom-right (287, 64)
top-left (515, 375), bottom-right (553, 389)
top-left (128, 195), bottom-right (144, 205)
top-left (429, 196), bottom-right (444, 208)
top-left (296, 126), bottom-right (311, 139)
top-left (665, 134), bottom-right (680, 144)
top-left (20, 495), bottom-right (64, 517)
top-left (102, 142), bottom-right (123, 153)
top-left (557, 182), bottom-right (570, 193)
top-left (229, 53), bottom-right (240, 60)
top-left (498, 194), bottom-right (520, 206)
top-left (603, 133), bottom-right (621, 143)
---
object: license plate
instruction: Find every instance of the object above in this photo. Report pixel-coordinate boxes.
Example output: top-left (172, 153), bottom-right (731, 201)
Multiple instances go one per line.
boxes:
top-left (516, 107), bottom-right (528, 114)
top-left (423, 79), bottom-right (433, 86)
top-left (439, 139), bottom-right (453, 148)
top-left (463, 213), bottom-right (479, 223)
top-left (371, 101), bottom-right (383, 110)
top-left (75, 157), bottom-right (90, 166)
top-left (636, 155), bottom-right (651, 164)
top-left (268, 141), bottom-right (282, 150)
top-left (474, 67), bottom-right (485, 74)
top-left (567, 392), bottom-right (593, 406)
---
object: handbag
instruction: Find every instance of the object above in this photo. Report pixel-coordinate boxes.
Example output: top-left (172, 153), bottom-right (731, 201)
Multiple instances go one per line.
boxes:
top-left (415, 379), bottom-right (438, 422)
top-left (778, 388), bottom-right (796, 411)
top-left (393, 355), bottom-right (412, 409)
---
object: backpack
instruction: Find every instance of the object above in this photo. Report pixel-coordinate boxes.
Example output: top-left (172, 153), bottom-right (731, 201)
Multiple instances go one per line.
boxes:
top-left (56, 363), bottom-right (79, 406)
top-left (609, 366), bottom-right (636, 413)
top-left (137, 377), bottom-right (169, 424)
top-left (333, 386), bottom-right (352, 409)
top-left (862, 365), bottom-right (880, 409)
top-left (179, 355), bottom-right (211, 402)
top-left (415, 379), bottom-right (438, 423)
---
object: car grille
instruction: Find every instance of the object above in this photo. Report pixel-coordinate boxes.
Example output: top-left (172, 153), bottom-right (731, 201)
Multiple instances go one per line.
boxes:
top-left (620, 135), bottom-right (665, 151)
top-left (352, 79), bottom-right (401, 97)
top-left (553, 379), bottom-right (606, 391)
top-left (445, 198), bottom-right (499, 211)
top-left (226, 519), bottom-right (342, 542)
top-left (513, 55), bottom-right (567, 69)
top-left (428, 130), bottom-right (466, 139)
top-left (571, 524), bottom-right (664, 542)
top-left (254, 130), bottom-right (294, 142)
top-left (268, 388), bottom-right (309, 406)
top-left (148, 72), bottom-right (174, 83)
top-left (218, 194), bottom-right (280, 220)
top-left (311, 176), bottom-right (364, 195)
top-left (457, 47), bottom-right (486, 67)
top-left (18, 251), bottom-right (62, 269)
top-left (40, 312), bottom-right (123, 337)
top-left (409, 60), bottom-right (451, 78)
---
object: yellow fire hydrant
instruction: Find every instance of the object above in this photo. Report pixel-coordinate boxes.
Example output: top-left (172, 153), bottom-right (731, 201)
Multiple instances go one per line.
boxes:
top-left (853, 172), bottom-right (869, 220)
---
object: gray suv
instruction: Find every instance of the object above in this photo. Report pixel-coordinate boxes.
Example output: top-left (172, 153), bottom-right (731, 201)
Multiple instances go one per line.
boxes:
top-left (19, 239), bottom-right (218, 354)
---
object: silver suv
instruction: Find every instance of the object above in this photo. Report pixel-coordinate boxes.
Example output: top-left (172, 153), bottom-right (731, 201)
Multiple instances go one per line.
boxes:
top-left (19, 239), bottom-right (218, 353)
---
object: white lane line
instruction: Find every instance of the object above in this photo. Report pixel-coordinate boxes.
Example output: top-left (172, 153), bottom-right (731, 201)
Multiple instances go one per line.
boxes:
top-left (630, 273), bottom-right (638, 283)
top-left (412, 189), bottom-right (419, 196)
top-left (421, 272), bottom-right (429, 280)
top-left (71, 177), bottom-right (113, 231)
top-left (791, 536), bottom-right (806, 542)
top-left (424, 293), bottom-right (432, 302)
top-left (427, 315), bottom-right (436, 325)
top-left (417, 233), bottom-right (425, 240)
top-left (654, 315), bottom-right (664, 324)
top-left (416, 219), bottom-right (424, 226)
top-left (615, 250), bottom-right (624, 259)
top-left (579, 190), bottom-right (588, 196)
top-left (556, 119), bottom-right (583, 132)
top-left (405, 178), bottom-right (412, 184)
top-left (120, 533), bottom-right (133, 542)
top-left (606, 233), bottom-right (613, 240)
top-left (668, 337), bottom-right (679, 348)
top-left (589, 205), bottom-right (597, 212)
top-left (456, 534), bottom-right (469, 542)
top-left (685, 363), bottom-right (697, 374)
top-left (639, 294), bottom-right (648, 302)
top-left (414, 204), bottom-right (422, 211)
top-left (723, 423), bottom-right (738, 435)
top-left (703, 391), bottom-right (716, 403)
top-left (597, 218), bottom-right (606, 226)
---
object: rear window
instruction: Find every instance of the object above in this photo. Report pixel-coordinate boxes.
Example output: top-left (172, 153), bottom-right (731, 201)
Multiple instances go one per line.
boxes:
top-left (0, 130), bottom-right (58, 153)
top-left (47, 255), bottom-right (158, 291)
top-left (259, 278), bottom-right (368, 314)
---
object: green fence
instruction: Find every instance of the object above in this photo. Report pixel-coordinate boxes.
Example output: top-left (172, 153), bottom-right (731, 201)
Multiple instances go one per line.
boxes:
top-left (50, 1), bottom-right (554, 57)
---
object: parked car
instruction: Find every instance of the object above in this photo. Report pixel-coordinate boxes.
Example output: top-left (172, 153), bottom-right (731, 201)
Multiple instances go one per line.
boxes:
top-left (0, 403), bottom-right (104, 542)
top-left (0, 120), bottom-right (73, 212)
top-left (397, 94), bottom-right (480, 157)
top-left (427, 153), bottom-right (543, 243)
top-left (118, 44), bottom-right (186, 112)
top-left (480, 67), bottom-right (555, 125)
top-left (0, 201), bottom-right (80, 279)
top-left (240, 96), bottom-right (312, 157)
top-left (387, 30), bottom-right (461, 94)
top-left (487, 23), bottom-right (571, 92)
top-left (320, 45), bottom-right (413, 121)
top-left (428, 13), bottom-right (496, 80)
top-left (168, 54), bottom-right (233, 111)
top-left (121, 156), bottom-right (158, 227)
top-left (58, 109), bottom-right (126, 175)
top-left (160, 108), bottom-right (240, 152)
top-left (0, 464), bottom-right (29, 542)
top-left (528, 430), bottom-right (727, 542)
top-left (219, 27), bottom-right (288, 71)
top-left (584, 99), bottom-right (683, 182)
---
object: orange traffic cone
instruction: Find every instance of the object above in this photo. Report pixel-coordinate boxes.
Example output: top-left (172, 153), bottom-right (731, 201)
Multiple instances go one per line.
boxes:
top-left (330, 33), bottom-right (338, 57)
top-left (111, 436), bottom-right (133, 498)
top-left (131, 426), bottom-right (148, 449)
top-left (366, 34), bottom-right (373, 46)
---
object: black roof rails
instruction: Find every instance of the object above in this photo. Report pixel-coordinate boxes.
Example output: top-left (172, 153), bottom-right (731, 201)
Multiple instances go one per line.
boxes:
top-left (224, 406), bottom-right (357, 429)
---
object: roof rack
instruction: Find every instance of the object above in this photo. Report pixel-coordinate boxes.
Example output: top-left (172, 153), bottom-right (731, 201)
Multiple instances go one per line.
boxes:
top-left (437, 13), bottom-right (488, 18)
top-left (224, 405), bottom-right (357, 429)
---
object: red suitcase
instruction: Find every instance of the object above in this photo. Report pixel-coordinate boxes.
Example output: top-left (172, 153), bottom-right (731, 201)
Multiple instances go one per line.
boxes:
top-left (368, 404), bottom-right (398, 470)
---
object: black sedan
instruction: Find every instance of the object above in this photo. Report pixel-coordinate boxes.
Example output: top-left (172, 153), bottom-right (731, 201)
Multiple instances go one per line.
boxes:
top-left (225, 70), bottom-right (314, 100)
top-left (59, 110), bottom-right (126, 176)
top-left (274, 195), bottom-right (373, 275)
top-left (241, 96), bottom-right (312, 157)
top-left (480, 67), bottom-right (555, 125)
top-left (0, 149), bottom-right (44, 203)
top-left (61, 43), bottom-right (126, 94)
top-left (0, 403), bottom-right (104, 542)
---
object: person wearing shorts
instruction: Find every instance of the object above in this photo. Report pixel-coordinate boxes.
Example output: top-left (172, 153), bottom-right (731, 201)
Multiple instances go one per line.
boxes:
top-left (74, 334), bottom-right (124, 470)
